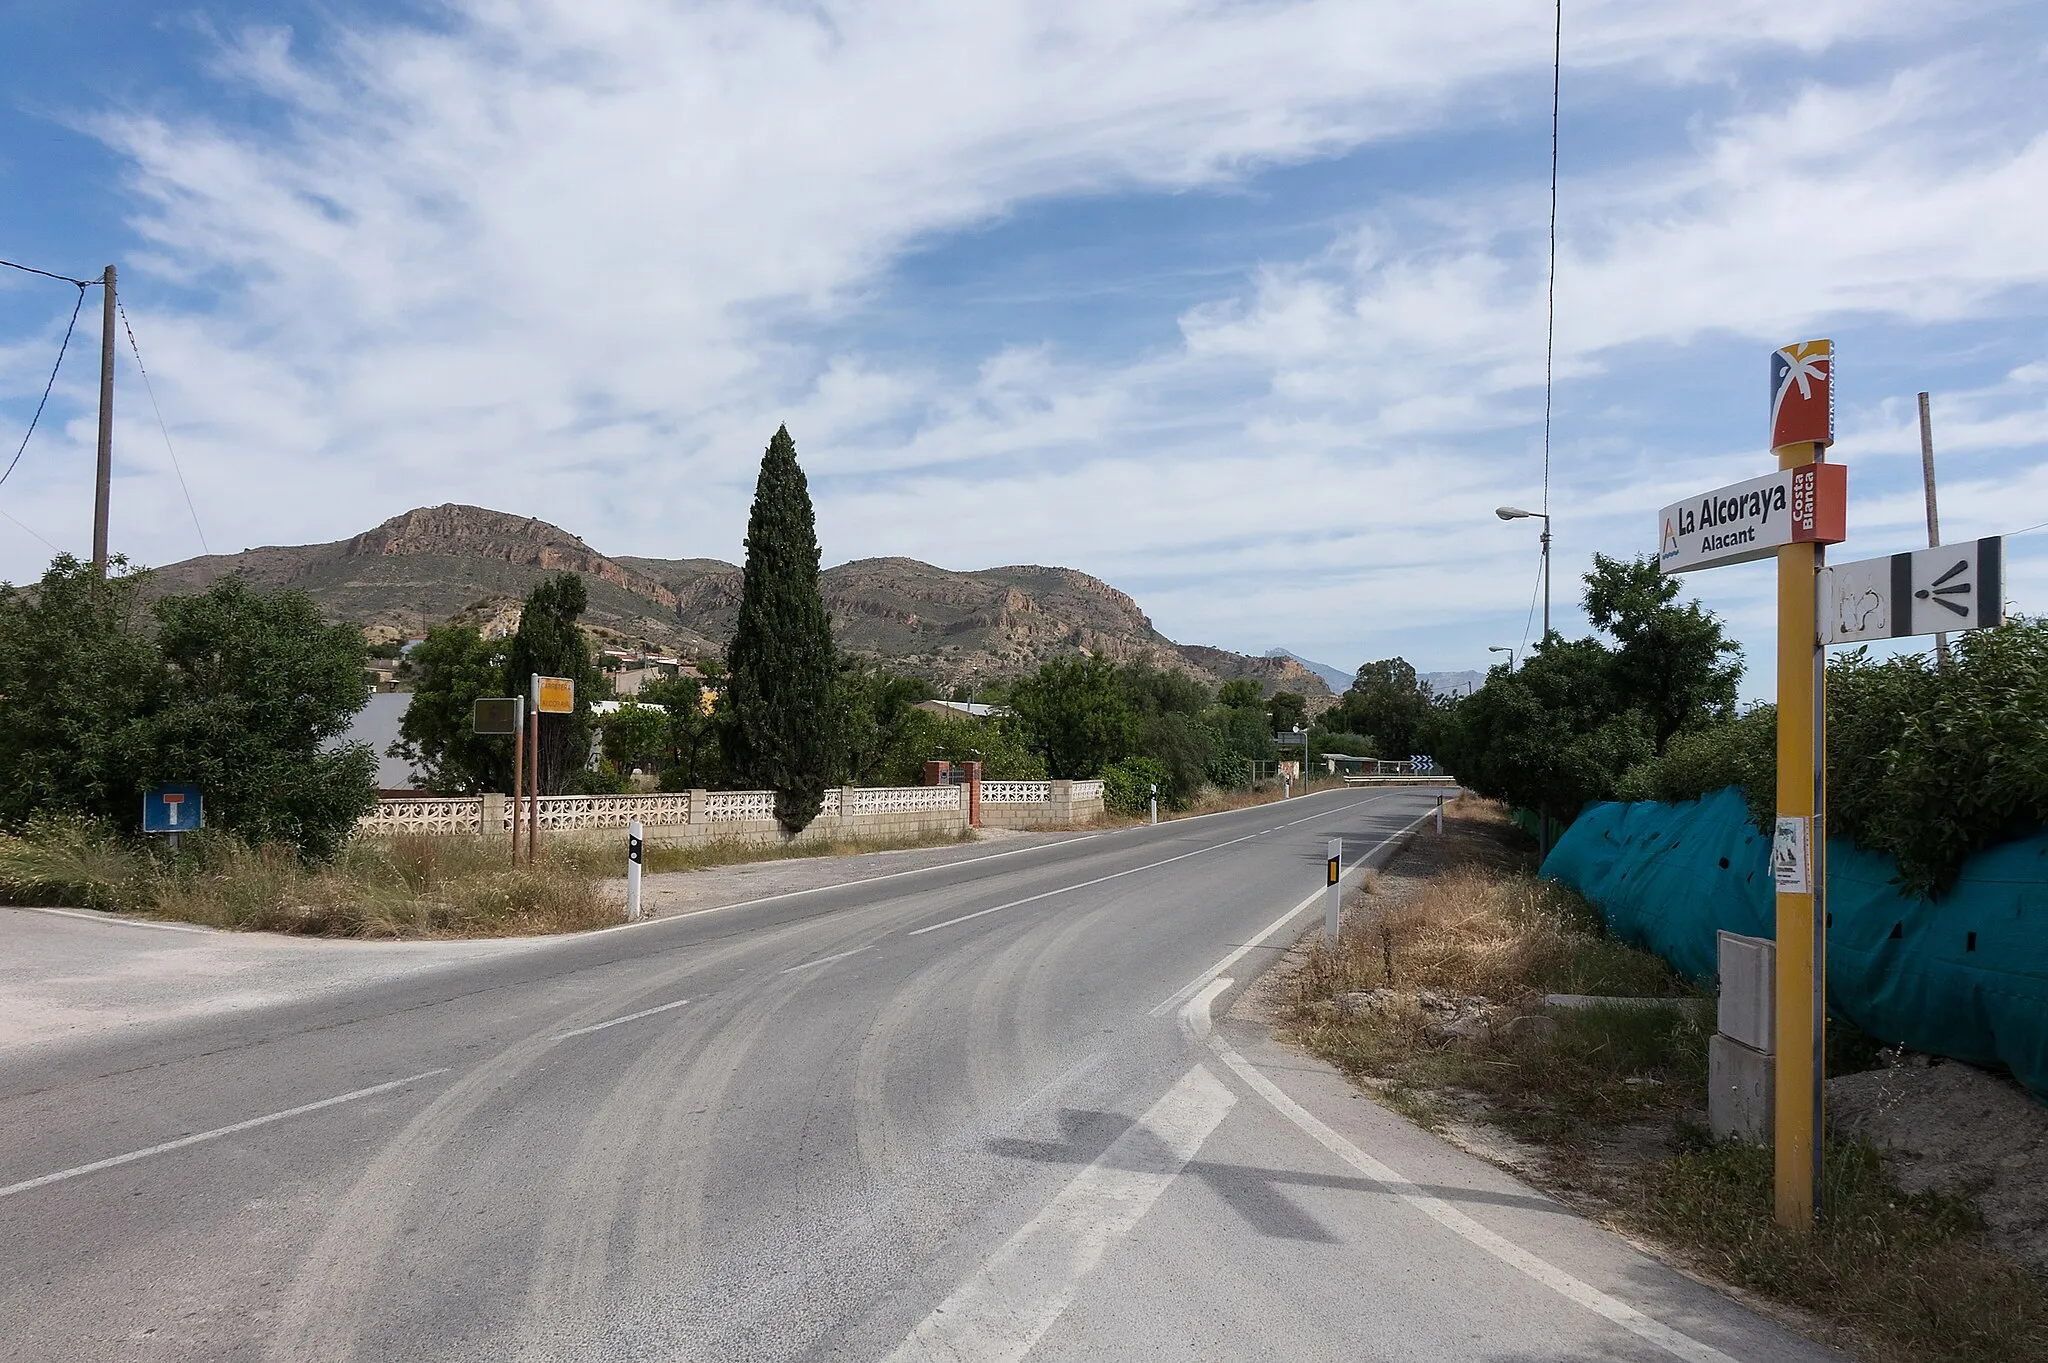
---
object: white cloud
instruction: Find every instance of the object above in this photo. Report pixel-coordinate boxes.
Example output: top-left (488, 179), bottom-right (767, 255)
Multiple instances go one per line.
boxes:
top-left (4, 0), bottom-right (2038, 693)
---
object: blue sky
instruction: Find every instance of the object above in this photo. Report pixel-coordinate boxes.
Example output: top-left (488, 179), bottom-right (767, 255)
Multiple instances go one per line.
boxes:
top-left (4, 1), bottom-right (2046, 697)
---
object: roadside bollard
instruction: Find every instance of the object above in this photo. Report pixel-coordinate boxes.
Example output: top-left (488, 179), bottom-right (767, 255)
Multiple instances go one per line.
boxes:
top-left (1323, 838), bottom-right (1342, 946)
top-left (1436, 794), bottom-right (1445, 835)
top-left (1149, 783), bottom-right (1158, 826)
top-left (626, 819), bottom-right (644, 922)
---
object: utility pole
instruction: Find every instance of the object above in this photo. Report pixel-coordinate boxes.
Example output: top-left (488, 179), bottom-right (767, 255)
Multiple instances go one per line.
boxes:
top-left (1917, 392), bottom-right (1948, 666)
top-left (92, 265), bottom-right (116, 574)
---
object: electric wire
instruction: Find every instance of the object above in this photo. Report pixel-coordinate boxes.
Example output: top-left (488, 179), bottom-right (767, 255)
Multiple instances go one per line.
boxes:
top-left (1539, 0), bottom-right (1560, 604)
top-left (0, 283), bottom-right (87, 491)
top-left (117, 299), bottom-right (209, 556)
top-left (0, 504), bottom-right (60, 553)
top-left (0, 257), bottom-right (96, 288)
top-left (1516, 540), bottom-right (1544, 660)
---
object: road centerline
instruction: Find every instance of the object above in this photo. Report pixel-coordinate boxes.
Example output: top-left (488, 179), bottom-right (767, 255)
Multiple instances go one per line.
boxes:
top-left (0, 1069), bottom-right (449, 1201)
top-left (550, 997), bottom-right (692, 1040)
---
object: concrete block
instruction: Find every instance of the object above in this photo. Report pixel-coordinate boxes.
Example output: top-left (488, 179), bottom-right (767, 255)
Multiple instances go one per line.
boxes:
top-left (1709, 1033), bottom-right (1774, 1143)
top-left (1716, 931), bottom-right (1775, 1053)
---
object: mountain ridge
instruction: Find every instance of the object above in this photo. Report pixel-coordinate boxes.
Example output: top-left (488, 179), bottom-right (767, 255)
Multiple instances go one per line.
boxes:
top-left (152, 504), bottom-right (1332, 698)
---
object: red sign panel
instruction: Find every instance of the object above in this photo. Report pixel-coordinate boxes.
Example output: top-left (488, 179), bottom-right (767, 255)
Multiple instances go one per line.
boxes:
top-left (1770, 339), bottom-right (1834, 449)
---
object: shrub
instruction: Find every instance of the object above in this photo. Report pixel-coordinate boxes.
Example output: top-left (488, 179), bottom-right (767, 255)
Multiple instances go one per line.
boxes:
top-left (1101, 756), bottom-right (1170, 815)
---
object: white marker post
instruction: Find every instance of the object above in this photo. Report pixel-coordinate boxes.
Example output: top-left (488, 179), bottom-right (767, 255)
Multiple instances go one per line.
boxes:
top-left (1435, 794), bottom-right (1445, 835)
top-left (1323, 838), bottom-right (1342, 947)
top-left (1149, 783), bottom-right (1158, 826)
top-left (626, 820), bottom-right (644, 922)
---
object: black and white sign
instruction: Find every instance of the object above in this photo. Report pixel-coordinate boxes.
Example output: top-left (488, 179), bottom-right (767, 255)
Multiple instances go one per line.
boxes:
top-left (1772, 816), bottom-right (1811, 895)
top-left (1822, 538), bottom-right (2004, 645)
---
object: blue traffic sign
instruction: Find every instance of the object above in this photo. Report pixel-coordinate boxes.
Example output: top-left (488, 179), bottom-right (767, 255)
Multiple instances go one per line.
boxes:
top-left (143, 784), bottom-right (203, 834)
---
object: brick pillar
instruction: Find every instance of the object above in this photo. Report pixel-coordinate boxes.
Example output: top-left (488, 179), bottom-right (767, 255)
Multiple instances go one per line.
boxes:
top-left (480, 792), bottom-right (505, 836)
top-left (688, 789), bottom-right (709, 825)
top-left (922, 760), bottom-right (949, 787)
top-left (962, 761), bottom-right (982, 828)
top-left (1049, 778), bottom-right (1074, 823)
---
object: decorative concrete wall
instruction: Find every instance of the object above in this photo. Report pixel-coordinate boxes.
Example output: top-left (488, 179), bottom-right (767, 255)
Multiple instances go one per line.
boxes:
top-left (359, 780), bottom-right (1103, 845)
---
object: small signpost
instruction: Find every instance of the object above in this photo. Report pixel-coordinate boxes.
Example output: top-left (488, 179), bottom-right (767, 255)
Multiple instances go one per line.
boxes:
top-left (476, 696), bottom-right (524, 861)
top-left (143, 784), bottom-right (202, 853)
top-left (1658, 339), bottom-right (2009, 1232)
top-left (1323, 838), bottom-right (1342, 946)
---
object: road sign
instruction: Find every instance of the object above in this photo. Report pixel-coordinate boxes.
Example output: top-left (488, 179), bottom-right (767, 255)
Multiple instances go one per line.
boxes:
top-left (1658, 463), bottom-right (1846, 573)
top-left (1770, 339), bottom-right (1834, 449)
top-left (143, 784), bottom-right (203, 834)
top-left (532, 675), bottom-right (575, 714)
top-left (473, 697), bottom-right (520, 734)
top-left (1822, 538), bottom-right (2005, 644)
top-left (1276, 731), bottom-right (1305, 747)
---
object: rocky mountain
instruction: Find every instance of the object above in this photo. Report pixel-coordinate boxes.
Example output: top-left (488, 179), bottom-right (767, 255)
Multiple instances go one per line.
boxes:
top-left (153, 505), bottom-right (1332, 698)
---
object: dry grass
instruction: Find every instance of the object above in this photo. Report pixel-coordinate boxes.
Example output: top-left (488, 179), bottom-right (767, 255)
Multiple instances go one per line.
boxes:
top-left (550, 825), bottom-right (978, 876)
top-left (1280, 798), bottom-right (2048, 1363)
top-left (0, 823), bottom-right (617, 938)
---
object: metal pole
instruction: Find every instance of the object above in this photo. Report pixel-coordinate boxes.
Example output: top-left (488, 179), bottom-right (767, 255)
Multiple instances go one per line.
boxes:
top-left (1917, 392), bottom-right (1949, 666)
top-left (511, 696), bottom-right (525, 863)
top-left (626, 819), bottom-right (644, 921)
top-left (1323, 837), bottom-right (1342, 946)
top-left (528, 705), bottom-right (540, 862)
top-left (1540, 515), bottom-right (1551, 641)
top-left (92, 265), bottom-right (115, 574)
top-left (1774, 435), bottom-right (1827, 1232)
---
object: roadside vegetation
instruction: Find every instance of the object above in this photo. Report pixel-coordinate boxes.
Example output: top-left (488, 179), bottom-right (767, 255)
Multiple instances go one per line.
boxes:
top-left (1283, 799), bottom-right (2047, 1363)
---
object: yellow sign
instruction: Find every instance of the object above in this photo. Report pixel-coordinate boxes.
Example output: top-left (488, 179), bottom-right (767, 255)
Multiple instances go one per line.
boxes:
top-left (534, 675), bottom-right (575, 714)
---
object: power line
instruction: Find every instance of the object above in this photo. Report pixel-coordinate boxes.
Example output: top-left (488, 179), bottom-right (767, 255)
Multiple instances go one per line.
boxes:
top-left (1516, 540), bottom-right (1545, 659)
top-left (0, 503), bottom-right (61, 553)
top-left (0, 283), bottom-right (88, 491)
top-left (117, 299), bottom-right (209, 556)
top-left (1540, 0), bottom-right (1561, 524)
top-left (0, 256), bottom-right (97, 289)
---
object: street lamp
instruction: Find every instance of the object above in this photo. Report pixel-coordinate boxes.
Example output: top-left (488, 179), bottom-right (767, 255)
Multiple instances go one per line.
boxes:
top-left (1488, 645), bottom-right (1516, 668)
top-left (1495, 506), bottom-right (1551, 643)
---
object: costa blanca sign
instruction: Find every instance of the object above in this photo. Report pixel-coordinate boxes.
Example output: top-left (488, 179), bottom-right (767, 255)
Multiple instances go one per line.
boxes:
top-left (1658, 462), bottom-right (1846, 574)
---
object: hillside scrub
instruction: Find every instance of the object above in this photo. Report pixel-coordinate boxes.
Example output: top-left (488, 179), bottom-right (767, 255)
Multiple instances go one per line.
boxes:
top-left (0, 819), bottom-right (615, 937)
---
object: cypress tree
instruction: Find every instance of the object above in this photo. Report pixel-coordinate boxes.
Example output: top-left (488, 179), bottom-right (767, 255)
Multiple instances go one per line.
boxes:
top-left (727, 425), bottom-right (836, 832)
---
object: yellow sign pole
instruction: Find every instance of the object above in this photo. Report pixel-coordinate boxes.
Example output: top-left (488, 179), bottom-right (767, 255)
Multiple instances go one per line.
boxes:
top-left (1773, 434), bottom-right (1827, 1230)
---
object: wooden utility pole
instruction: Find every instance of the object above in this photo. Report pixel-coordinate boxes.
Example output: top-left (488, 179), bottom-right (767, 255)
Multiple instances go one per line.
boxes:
top-left (92, 265), bottom-right (115, 574)
top-left (1917, 392), bottom-right (1949, 665)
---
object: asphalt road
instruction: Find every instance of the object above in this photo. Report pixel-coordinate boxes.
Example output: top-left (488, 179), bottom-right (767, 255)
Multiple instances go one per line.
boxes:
top-left (0, 790), bottom-right (1839, 1363)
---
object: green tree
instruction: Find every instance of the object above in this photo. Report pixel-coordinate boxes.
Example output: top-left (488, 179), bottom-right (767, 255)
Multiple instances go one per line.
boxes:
top-left (1583, 552), bottom-right (1741, 752)
top-left (0, 556), bottom-right (165, 828)
top-left (725, 425), bottom-right (838, 832)
top-left (599, 699), bottom-right (670, 780)
top-left (638, 675), bottom-right (729, 791)
top-left (148, 578), bottom-right (378, 857)
top-left (1336, 657), bottom-right (1433, 758)
top-left (503, 573), bottom-right (605, 795)
top-left (1216, 678), bottom-right (1264, 710)
top-left (1266, 690), bottom-right (1307, 734)
top-left (1120, 662), bottom-right (1210, 717)
top-left (834, 658), bottom-right (935, 785)
top-left (393, 625), bottom-right (513, 794)
top-left (1010, 655), bottom-right (1133, 778)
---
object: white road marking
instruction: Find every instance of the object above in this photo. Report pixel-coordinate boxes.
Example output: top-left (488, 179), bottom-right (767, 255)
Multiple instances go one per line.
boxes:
top-left (1177, 976), bottom-right (1232, 1042)
top-left (0, 1069), bottom-right (448, 1200)
top-left (3, 903), bottom-right (220, 935)
top-left (550, 997), bottom-right (691, 1040)
top-left (779, 945), bottom-right (874, 974)
top-left (906, 830), bottom-right (1270, 936)
top-left (882, 1064), bottom-right (1237, 1363)
top-left (1148, 804), bottom-right (1432, 1018)
top-left (1207, 1032), bottom-right (1740, 1363)
top-left (1006, 1050), bottom-right (1109, 1126)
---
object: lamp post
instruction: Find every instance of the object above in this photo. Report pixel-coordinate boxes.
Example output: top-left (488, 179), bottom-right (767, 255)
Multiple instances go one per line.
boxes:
top-left (1495, 506), bottom-right (1551, 642)
top-left (1496, 505), bottom-right (1553, 860)
top-left (1488, 644), bottom-right (1516, 669)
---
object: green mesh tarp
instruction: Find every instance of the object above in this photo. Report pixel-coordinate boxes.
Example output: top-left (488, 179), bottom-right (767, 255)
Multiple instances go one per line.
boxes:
top-left (1542, 788), bottom-right (2048, 1102)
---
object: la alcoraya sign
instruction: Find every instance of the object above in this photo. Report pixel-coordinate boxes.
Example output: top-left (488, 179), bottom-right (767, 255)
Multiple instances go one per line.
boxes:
top-left (1658, 463), bottom-right (1846, 574)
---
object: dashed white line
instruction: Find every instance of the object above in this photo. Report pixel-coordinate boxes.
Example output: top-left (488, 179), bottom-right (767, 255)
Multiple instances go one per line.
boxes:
top-left (906, 830), bottom-right (1267, 936)
top-left (0, 1070), bottom-right (448, 1200)
top-left (550, 997), bottom-right (691, 1040)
